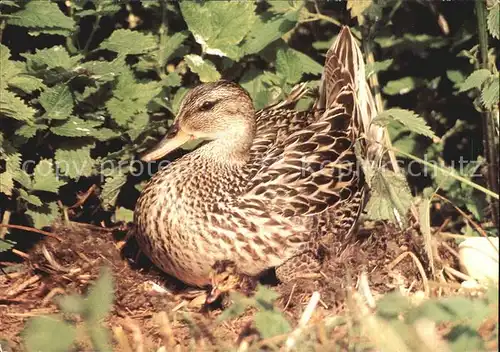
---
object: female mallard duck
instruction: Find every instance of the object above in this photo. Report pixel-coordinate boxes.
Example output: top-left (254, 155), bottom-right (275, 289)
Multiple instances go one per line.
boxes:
top-left (134, 27), bottom-right (382, 287)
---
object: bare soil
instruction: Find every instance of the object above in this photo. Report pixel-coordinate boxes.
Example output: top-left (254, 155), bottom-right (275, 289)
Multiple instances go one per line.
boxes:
top-left (0, 221), bottom-right (453, 351)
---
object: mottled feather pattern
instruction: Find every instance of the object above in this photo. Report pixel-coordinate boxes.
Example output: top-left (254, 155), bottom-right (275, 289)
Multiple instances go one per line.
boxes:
top-left (134, 27), bottom-right (376, 286)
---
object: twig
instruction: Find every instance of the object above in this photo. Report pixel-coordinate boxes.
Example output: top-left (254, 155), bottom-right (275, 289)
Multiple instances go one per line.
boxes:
top-left (0, 224), bottom-right (62, 241)
top-left (0, 210), bottom-right (11, 238)
top-left (443, 265), bottom-right (474, 282)
top-left (283, 283), bottom-right (296, 311)
top-left (284, 291), bottom-right (320, 351)
top-left (68, 184), bottom-right (96, 209)
top-left (388, 251), bottom-right (430, 297)
top-left (12, 249), bottom-right (29, 259)
top-left (83, 14), bottom-right (102, 55)
top-left (6, 275), bottom-right (40, 297)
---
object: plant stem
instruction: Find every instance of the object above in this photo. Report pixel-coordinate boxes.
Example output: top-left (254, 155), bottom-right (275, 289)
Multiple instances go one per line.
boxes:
top-left (157, 0), bottom-right (168, 80)
top-left (475, 0), bottom-right (499, 227)
top-left (83, 15), bottom-right (102, 55)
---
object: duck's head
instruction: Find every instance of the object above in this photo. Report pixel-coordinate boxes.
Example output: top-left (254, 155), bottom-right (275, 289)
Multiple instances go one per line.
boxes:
top-left (141, 80), bottom-right (256, 162)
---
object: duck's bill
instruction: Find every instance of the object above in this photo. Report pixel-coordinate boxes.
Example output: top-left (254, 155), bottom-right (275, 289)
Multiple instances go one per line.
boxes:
top-left (140, 123), bottom-right (191, 162)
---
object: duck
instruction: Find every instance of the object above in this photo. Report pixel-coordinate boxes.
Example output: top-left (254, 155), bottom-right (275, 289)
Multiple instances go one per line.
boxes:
top-left (133, 26), bottom-right (383, 288)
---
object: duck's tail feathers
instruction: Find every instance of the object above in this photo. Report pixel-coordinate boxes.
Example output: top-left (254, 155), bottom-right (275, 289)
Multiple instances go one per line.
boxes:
top-left (316, 26), bottom-right (384, 162)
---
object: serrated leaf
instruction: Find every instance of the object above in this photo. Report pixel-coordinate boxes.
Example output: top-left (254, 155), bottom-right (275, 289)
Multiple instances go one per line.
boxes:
top-left (366, 59), bottom-right (394, 79)
top-left (51, 116), bottom-right (119, 141)
top-left (0, 44), bottom-right (22, 87)
top-left (0, 89), bottom-right (36, 122)
top-left (55, 143), bottom-right (95, 179)
top-left (22, 46), bottom-right (79, 72)
top-left (347, 0), bottom-right (372, 19)
top-left (364, 168), bottom-right (413, 227)
top-left (163, 72), bottom-right (182, 87)
top-left (291, 49), bottom-right (322, 75)
top-left (459, 69), bottom-right (491, 92)
top-left (100, 170), bottom-right (128, 210)
top-left (0, 146), bottom-right (21, 196)
top-left (373, 108), bottom-right (436, 139)
top-left (85, 267), bottom-right (114, 321)
top-left (487, 3), bottom-right (499, 39)
top-left (255, 310), bottom-right (292, 339)
top-left (23, 315), bottom-right (76, 352)
top-left (242, 11), bottom-right (299, 55)
top-left (276, 48), bottom-right (302, 84)
top-left (39, 84), bottom-right (74, 120)
top-left (8, 1), bottom-right (75, 32)
top-left (26, 202), bottom-right (60, 229)
top-left (0, 238), bottom-right (16, 252)
top-left (13, 169), bottom-right (32, 189)
top-left (15, 122), bottom-right (47, 139)
top-left (32, 159), bottom-right (65, 193)
top-left (383, 77), bottom-right (420, 95)
top-left (18, 189), bottom-right (43, 206)
top-left (217, 291), bottom-right (251, 322)
top-left (160, 31), bottom-right (189, 66)
top-left (57, 295), bottom-right (86, 315)
top-left (8, 75), bottom-right (46, 94)
top-left (184, 54), bottom-right (221, 83)
top-left (446, 69), bottom-right (466, 88)
top-left (180, 1), bottom-right (256, 59)
top-left (481, 77), bottom-right (499, 109)
top-left (101, 29), bottom-right (157, 56)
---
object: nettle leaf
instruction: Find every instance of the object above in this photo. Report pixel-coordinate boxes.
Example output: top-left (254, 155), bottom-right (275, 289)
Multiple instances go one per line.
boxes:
top-left (101, 29), bottom-right (157, 56)
top-left (291, 49), bottom-right (322, 75)
top-left (32, 159), bottom-right (65, 193)
top-left (23, 315), bottom-right (76, 352)
top-left (0, 44), bottom-right (23, 86)
top-left (26, 201), bottom-right (60, 229)
top-left (364, 168), bottom-right (413, 227)
top-left (366, 59), bottom-right (394, 79)
top-left (51, 116), bottom-right (120, 141)
top-left (39, 84), bottom-right (74, 121)
top-left (15, 122), bottom-right (47, 139)
top-left (55, 142), bottom-right (95, 179)
top-left (0, 238), bottom-right (16, 253)
top-left (163, 72), bottom-right (182, 87)
top-left (459, 69), bottom-right (491, 92)
top-left (487, 3), bottom-right (499, 39)
top-left (372, 108), bottom-right (436, 139)
top-left (101, 170), bottom-right (128, 210)
top-left (481, 77), bottom-right (499, 110)
top-left (184, 54), bottom-right (221, 83)
top-left (85, 267), bottom-right (114, 322)
top-left (276, 48), bottom-right (302, 84)
top-left (383, 77), bottom-right (420, 95)
top-left (13, 169), bottom-right (32, 189)
top-left (243, 11), bottom-right (299, 55)
top-left (18, 189), bottom-right (43, 207)
top-left (180, 1), bottom-right (256, 59)
top-left (255, 311), bottom-right (292, 339)
top-left (8, 1), bottom-right (75, 34)
top-left (23, 46), bottom-right (80, 72)
top-left (8, 75), bottom-right (46, 94)
top-left (0, 89), bottom-right (36, 122)
top-left (446, 69), bottom-right (466, 87)
top-left (347, 0), bottom-right (372, 19)
top-left (0, 145), bottom-right (21, 196)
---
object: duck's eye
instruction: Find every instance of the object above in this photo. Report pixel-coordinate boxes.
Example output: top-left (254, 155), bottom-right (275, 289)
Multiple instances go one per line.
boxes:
top-left (199, 101), bottom-right (216, 111)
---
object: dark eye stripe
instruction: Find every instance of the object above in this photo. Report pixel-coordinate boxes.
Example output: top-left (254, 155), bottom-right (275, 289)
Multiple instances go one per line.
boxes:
top-left (200, 101), bottom-right (216, 111)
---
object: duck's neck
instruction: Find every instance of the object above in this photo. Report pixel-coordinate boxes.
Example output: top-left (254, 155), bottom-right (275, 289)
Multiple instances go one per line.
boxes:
top-left (196, 120), bottom-right (255, 165)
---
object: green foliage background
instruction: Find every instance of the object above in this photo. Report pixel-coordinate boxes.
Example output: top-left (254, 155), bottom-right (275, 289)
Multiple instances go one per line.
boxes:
top-left (0, 0), bottom-right (498, 252)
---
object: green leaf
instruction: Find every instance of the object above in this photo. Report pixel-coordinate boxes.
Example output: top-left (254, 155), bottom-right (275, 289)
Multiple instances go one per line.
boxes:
top-left (180, 1), bottom-right (257, 59)
top-left (32, 159), bottom-right (65, 193)
top-left (487, 3), bottom-right (499, 39)
top-left (446, 69), bottom-right (466, 89)
top-left (8, 75), bottom-right (46, 94)
top-left (0, 238), bottom-right (16, 252)
top-left (242, 11), bottom-right (299, 55)
top-left (291, 49), bottom-right (322, 75)
top-left (171, 87), bottom-right (189, 114)
top-left (114, 207), bottom-right (134, 223)
top-left (253, 285), bottom-right (280, 309)
top-left (163, 72), bottom-right (182, 88)
top-left (18, 189), bottom-right (43, 206)
top-left (366, 59), bottom-right (394, 79)
top-left (276, 48), bottom-right (302, 84)
top-left (58, 295), bottom-right (86, 315)
top-left (51, 116), bottom-right (119, 141)
top-left (0, 145), bottom-right (21, 196)
top-left (13, 169), bottom-right (33, 189)
top-left (481, 77), bottom-right (499, 109)
top-left (217, 291), bottom-right (251, 321)
top-left (39, 84), bottom-right (74, 120)
top-left (0, 44), bottom-right (23, 87)
top-left (364, 168), bottom-right (413, 227)
top-left (16, 122), bottom-right (47, 139)
top-left (8, 1), bottom-right (75, 32)
top-left (85, 267), bottom-right (114, 321)
top-left (22, 46), bottom-right (79, 72)
top-left (347, 0), bottom-right (372, 19)
top-left (373, 108), bottom-right (436, 139)
top-left (459, 69), bottom-right (491, 92)
top-left (100, 170), bottom-right (128, 210)
top-left (100, 29), bottom-right (157, 56)
top-left (383, 77), bottom-right (420, 95)
top-left (55, 142), bottom-right (95, 179)
top-left (254, 310), bottom-right (292, 339)
top-left (25, 202), bottom-right (60, 229)
top-left (0, 89), bottom-right (36, 122)
top-left (23, 315), bottom-right (76, 352)
top-left (184, 54), bottom-right (221, 83)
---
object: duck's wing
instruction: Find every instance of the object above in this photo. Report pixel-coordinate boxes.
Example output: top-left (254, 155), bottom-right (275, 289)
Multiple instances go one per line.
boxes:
top-left (238, 26), bottom-right (368, 218)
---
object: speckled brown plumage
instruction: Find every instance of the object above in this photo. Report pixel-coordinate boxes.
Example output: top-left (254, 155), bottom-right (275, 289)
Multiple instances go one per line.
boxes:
top-left (133, 27), bottom-right (383, 287)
